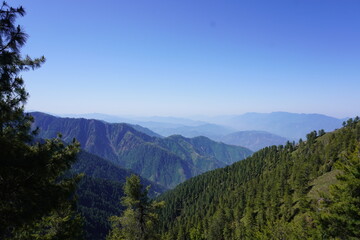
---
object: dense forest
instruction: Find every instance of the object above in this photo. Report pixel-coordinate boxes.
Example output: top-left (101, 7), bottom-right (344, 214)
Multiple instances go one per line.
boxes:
top-left (157, 118), bottom-right (360, 239)
top-left (1, 2), bottom-right (359, 240)
top-left (71, 151), bottom-right (166, 240)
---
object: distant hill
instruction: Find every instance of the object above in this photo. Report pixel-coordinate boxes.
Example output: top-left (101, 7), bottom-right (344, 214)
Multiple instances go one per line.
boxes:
top-left (60, 113), bottom-right (205, 127)
top-left (127, 124), bottom-right (163, 138)
top-left (31, 112), bottom-right (252, 189)
top-left (211, 112), bottom-right (344, 140)
top-left (149, 123), bottom-right (235, 140)
top-left (220, 130), bottom-right (288, 151)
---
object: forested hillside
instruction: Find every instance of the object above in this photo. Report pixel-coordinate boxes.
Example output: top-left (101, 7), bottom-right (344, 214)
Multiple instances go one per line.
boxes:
top-left (157, 118), bottom-right (360, 239)
top-left (31, 112), bottom-right (252, 188)
top-left (71, 151), bottom-right (166, 240)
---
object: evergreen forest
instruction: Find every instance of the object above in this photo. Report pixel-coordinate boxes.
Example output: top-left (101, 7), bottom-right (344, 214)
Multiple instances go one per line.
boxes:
top-left (157, 118), bottom-right (360, 239)
top-left (1, 2), bottom-right (359, 240)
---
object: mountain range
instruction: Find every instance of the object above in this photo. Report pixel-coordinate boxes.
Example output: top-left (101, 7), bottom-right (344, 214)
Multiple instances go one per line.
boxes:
top-left (59, 111), bottom-right (345, 143)
top-left (31, 112), bottom-right (252, 189)
top-left (220, 130), bottom-right (289, 151)
top-left (29, 111), bottom-right (359, 239)
top-left (209, 112), bottom-right (345, 140)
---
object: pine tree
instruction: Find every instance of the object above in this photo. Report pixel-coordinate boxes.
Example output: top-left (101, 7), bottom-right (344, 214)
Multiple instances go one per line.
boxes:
top-left (0, 2), bottom-right (82, 238)
top-left (319, 143), bottom-right (360, 239)
top-left (107, 174), bottom-right (164, 240)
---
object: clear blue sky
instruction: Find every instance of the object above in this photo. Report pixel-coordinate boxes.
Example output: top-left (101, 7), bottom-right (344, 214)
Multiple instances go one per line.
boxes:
top-left (13, 0), bottom-right (360, 118)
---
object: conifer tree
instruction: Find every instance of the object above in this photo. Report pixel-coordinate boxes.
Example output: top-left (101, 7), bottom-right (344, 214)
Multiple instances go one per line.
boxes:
top-left (319, 143), bottom-right (360, 239)
top-left (107, 174), bottom-right (164, 240)
top-left (0, 2), bottom-right (82, 238)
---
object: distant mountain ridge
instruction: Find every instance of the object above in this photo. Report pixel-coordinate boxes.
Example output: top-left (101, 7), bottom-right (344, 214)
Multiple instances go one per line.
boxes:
top-left (220, 130), bottom-right (289, 151)
top-left (150, 123), bottom-right (235, 140)
top-left (59, 111), bottom-right (346, 142)
top-left (210, 112), bottom-right (345, 140)
top-left (31, 112), bottom-right (252, 188)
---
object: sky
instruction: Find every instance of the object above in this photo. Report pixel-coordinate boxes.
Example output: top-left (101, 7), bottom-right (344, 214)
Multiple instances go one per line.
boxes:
top-left (12, 0), bottom-right (360, 118)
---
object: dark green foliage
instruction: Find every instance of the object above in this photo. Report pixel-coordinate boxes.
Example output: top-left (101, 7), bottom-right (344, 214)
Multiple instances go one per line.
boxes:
top-left (0, 3), bottom-right (44, 139)
top-left (157, 118), bottom-right (360, 239)
top-left (0, 2), bottom-right (81, 238)
top-left (31, 112), bottom-right (252, 188)
top-left (71, 151), bottom-right (166, 240)
top-left (318, 121), bottom-right (360, 239)
top-left (9, 204), bottom-right (84, 240)
top-left (107, 175), bottom-right (164, 240)
top-left (76, 176), bottom-right (124, 240)
top-left (73, 151), bottom-right (166, 196)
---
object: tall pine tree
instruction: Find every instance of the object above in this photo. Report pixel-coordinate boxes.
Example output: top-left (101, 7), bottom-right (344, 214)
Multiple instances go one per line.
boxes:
top-left (107, 174), bottom-right (164, 240)
top-left (0, 2), bottom-right (82, 238)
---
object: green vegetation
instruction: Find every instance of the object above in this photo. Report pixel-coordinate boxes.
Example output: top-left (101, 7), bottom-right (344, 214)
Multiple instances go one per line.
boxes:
top-left (71, 151), bottom-right (166, 240)
top-left (107, 175), bottom-right (164, 240)
top-left (157, 118), bottom-right (360, 239)
top-left (2, 2), bottom-right (359, 240)
top-left (0, 3), bottom-right (81, 238)
top-left (318, 131), bottom-right (360, 239)
top-left (32, 112), bottom-right (252, 188)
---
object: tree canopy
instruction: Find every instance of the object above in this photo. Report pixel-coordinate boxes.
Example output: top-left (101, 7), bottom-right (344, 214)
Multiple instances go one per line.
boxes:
top-left (107, 174), bottom-right (164, 240)
top-left (0, 2), bottom-right (82, 238)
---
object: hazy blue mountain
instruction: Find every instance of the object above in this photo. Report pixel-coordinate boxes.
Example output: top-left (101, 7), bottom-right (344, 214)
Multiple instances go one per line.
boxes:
top-left (132, 116), bottom-right (206, 126)
top-left (149, 123), bottom-right (236, 139)
top-left (220, 130), bottom-right (289, 151)
top-left (59, 113), bottom-right (162, 138)
top-left (59, 112), bottom-right (346, 141)
top-left (127, 124), bottom-right (163, 138)
top-left (210, 112), bottom-right (344, 140)
top-left (31, 112), bottom-right (252, 188)
top-left (60, 113), bottom-right (134, 124)
top-left (60, 113), bottom-right (205, 127)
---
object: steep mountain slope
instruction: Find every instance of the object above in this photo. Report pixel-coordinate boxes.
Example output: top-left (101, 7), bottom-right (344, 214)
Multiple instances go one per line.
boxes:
top-left (156, 135), bottom-right (252, 174)
top-left (31, 112), bottom-right (252, 188)
top-left (71, 151), bottom-right (166, 240)
top-left (211, 112), bottom-right (344, 140)
top-left (73, 151), bottom-right (166, 194)
top-left (157, 118), bottom-right (360, 239)
top-left (220, 130), bottom-right (288, 151)
top-left (31, 112), bottom-right (190, 188)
